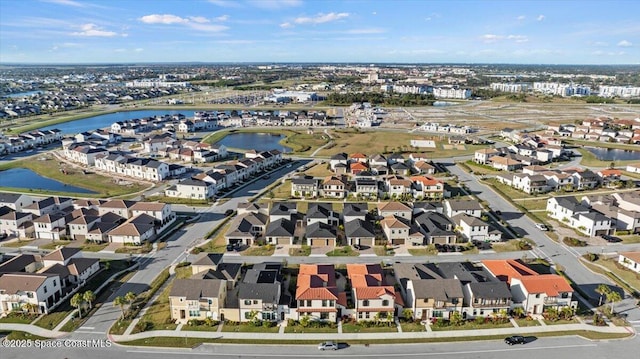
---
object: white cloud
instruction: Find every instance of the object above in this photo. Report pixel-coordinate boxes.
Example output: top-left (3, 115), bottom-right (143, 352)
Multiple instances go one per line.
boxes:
top-left (71, 23), bottom-right (117, 37)
top-left (114, 48), bottom-right (126, 52)
top-left (248, 0), bottom-right (302, 9)
top-left (41, 0), bottom-right (85, 7)
top-left (507, 35), bottom-right (528, 43)
top-left (293, 12), bottom-right (349, 25)
top-left (617, 40), bottom-right (633, 47)
top-left (139, 14), bottom-right (189, 24)
top-left (537, 15), bottom-right (545, 21)
top-left (516, 15), bottom-right (526, 21)
top-left (481, 34), bottom-right (502, 43)
top-left (139, 14), bottom-right (228, 32)
top-left (280, 22), bottom-right (293, 29)
top-left (425, 17), bottom-right (432, 21)
top-left (215, 15), bottom-right (230, 22)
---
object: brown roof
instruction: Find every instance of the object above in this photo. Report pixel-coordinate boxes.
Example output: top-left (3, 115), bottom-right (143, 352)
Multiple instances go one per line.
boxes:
top-left (130, 202), bottom-right (168, 212)
top-left (378, 202), bottom-right (412, 212)
top-left (108, 222), bottom-right (154, 237)
top-left (0, 273), bottom-right (56, 293)
top-left (621, 251), bottom-right (640, 263)
top-left (67, 258), bottom-right (99, 275)
top-left (100, 200), bottom-right (137, 209)
top-left (43, 247), bottom-right (80, 262)
top-left (169, 278), bottom-right (224, 300)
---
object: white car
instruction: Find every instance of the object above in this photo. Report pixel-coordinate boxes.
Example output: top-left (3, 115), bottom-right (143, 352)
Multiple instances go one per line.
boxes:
top-left (318, 341), bottom-right (338, 350)
top-left (535, 223), bottom-right (549, 231)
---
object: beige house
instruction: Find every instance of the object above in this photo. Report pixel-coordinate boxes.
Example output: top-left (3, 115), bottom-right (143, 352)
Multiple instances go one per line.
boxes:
top-left (169, 279), bottom-right (227, 323)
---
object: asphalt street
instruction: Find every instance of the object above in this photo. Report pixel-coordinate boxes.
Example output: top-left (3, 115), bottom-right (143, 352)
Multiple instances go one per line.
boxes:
top-left (1, 335), bottom-right (638, 359)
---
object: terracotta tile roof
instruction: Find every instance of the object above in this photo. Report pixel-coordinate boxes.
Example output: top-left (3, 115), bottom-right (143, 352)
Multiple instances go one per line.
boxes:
top-left (349, 153), bottom-right (367, 159)
top-left (481, 259), bottom-right (538, 285)
top-left (296, 264), bottom-right (340, 301)
top-left (337, 292), bottom-right (347, 307)
top-left (347, 264), bottom-right (395, 300)
top-left (597, 169), bottom-right (622, 177)
top-left (381, 215), bottom-right (410, 229)
top-left (410, 175), bottom-right (441, 186)
top-left (621, 251), bottom-right (640, 263)
top-left (350, 162), bottom-right (368, 171)
top-left (130, 202), bottom-right (168, 211)
top-left (377, 201), bottom-right (411, 212)
top-left (517, 275), bottom-right (573, 296)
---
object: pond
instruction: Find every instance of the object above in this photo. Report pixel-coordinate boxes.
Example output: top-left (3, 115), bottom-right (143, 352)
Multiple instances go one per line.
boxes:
top-left (217, 132), bottom-right (291, 153)
top-left (584, 147), bottom-right (640, 161)
top-left (40, 109), bottom-right (199, 135)
top-left (0, 168), bottom-right (97, 194)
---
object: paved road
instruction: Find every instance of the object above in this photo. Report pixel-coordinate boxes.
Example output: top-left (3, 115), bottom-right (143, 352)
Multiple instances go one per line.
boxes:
top-left (0, 335), bottom-right (637, 359)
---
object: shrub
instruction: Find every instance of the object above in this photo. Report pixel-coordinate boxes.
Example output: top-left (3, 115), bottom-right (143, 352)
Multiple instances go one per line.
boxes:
top-left (190, 247), bottom-right (204, 254)
top-left (475, 316), bottom-right (485, 325)
top-left (176, 261), bottom-right (191, 268)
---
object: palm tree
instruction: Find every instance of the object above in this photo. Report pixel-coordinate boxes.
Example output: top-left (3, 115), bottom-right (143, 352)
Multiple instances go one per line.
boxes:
top-left (83, 290), bottom-right (96, 310)
top-left (71, 293), bottom-right (85, 319)
top-left (113, 296), bottom-right (126, 320)
top-left (606, 290), bottom-right (622, 314)
top-left (596, 284), bottom-right (611, 307)
top-left (511, 307), bottom-right (525, 319)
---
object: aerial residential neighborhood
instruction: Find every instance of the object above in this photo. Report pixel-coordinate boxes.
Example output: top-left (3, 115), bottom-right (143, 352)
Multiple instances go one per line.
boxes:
top-left (1, 1), bottom-right (640, 359)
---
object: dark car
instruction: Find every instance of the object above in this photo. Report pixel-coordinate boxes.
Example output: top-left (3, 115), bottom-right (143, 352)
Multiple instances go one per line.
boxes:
top-left (505, 335), bottom-right (526, 345)
top-left (224, 209), bottom-right (234, 217)
top-left (601, 234), bottom-right (622, 243)
top-left (495, 210), bottom-right (502, 215)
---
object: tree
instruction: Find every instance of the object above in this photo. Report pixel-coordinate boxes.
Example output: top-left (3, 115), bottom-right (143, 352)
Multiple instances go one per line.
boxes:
top-left (449, 311), bottom-right (463, 326)
top-left (606, 290), bottom-right (622, 314)
top-left (125, 291), bottom-right (137, 308)
top-left (299, 314), bottom-right (311, 328)
top-left (596, 284), bottom-right (611, 307)
top-left (83, 290), bottom-right (95, 310)
top-left (402, 308), bottom-right (414, 322)
top-left (21, 302), bottom-right (38, 314)
top-left (113, 296), bottom-right (126, 319)
top-left (560, 306), bottom-right (574, 320)
top-left (71, 293), bottom-right (85, 319)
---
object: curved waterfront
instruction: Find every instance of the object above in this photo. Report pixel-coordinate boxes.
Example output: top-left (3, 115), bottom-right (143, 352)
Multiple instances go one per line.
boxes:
top-left (0, 168), bottom-right (97, 194)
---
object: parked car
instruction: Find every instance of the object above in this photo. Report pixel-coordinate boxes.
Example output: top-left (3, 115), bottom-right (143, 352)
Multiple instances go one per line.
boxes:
top-left (505, 335), bottom-right (526, 345)
top-left (534, 223), bottom-right (549, 231)
top-left (495, 210), bottom-right (502, 215)
top-left (224, 209), bottom-right (234, 217)
top-left (601, 234), bottom-right (622, 243)
top-left (317, 341), bottom-right (338, 351)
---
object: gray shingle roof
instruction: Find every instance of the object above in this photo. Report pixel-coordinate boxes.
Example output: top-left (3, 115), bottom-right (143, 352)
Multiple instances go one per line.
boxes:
top-left (169, 278), bottom-right (224, 300)
top-left (344, 219), bottom-right (375, 238)
top-left (412, 278), bottom-right (464, 301)
top-left (306, 221), bottom-right (336, 238)
top-left (265, 218), bottom-right (295, 237)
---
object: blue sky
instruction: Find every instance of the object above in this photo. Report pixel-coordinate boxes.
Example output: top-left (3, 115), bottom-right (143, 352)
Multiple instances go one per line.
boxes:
top-left (1, 0), bottom-right (638, 64)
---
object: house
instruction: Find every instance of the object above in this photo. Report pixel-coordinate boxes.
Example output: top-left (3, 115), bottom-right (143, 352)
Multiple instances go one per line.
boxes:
top-left (165, 179), bottom-right (216, 200)
top-left (389, 162), bottom-right (411, 176)
top-left (305, 203), bottom-right (339, 226)
top-left (490, 156), bottom-right (522, 171)
top-left (453, 214), bottom-right (501, 242)
top-left (107, 222), bottom-right (155, 245)
top-left (265, 218), bottom-right (295, 245)
top-left (98, 200), bottom-right (137, 219)
top-left (0, 211), bottom-right (34, 238)
top-left (626, 163), bottom-right (640, 174)
top-left (347, 264), bottom-right (397, 322)
top-left (380, 215), bottom-right (423, 246)
top-left (67, 215), bottom-right (100, 241)
top-left (412, 161), bottom-right (436, 175)
top-left (343, 203), bottom-right (369, 223)
top-left (0, 273), bottom-right (63, 315)
top-left (350, 162), bottom-right (368, 175)
top-left (474, 148), bottom-right (499, 164)
top-left (344, 219), bottom-right (376, 247)
top-left (269, 202), bottom-right (297, 222)
top-left (354, 178), bottom-right (378, 199)
top-left (237, 263), bottom-right (283, 322)
top-left (349, 153), bottom-right (368, 163)
top-left (23, 197), bottom-right (72, 216)
top-left (568, 211), bottom-right (613, 237)
top-left (393, 263), bottom-right (463, 321)
top-left (618, 252), bottom-right (640, 274)
top-left (369, 154), bottom-right (387, 168)
top-left (546, 196), bottom-right (590, 222)
top-left (386, 176), bottom-right (413, 198)
top-left (414, 212), bottom-right (457, 245)
top-left (0, 193), bottom-right (35, 211)
top-left (444, 199), bottom-right (483, 218)
top-left (295, 264), bottom-right (345, 322)
top-left (169, 279), bottom-right (226, 323)
top-left (305, 222), bottom-right (337, 247)
top-left (571, 170), bottom-right (600, 190)
top-left (43, 248), bottom-right (100, 285)
top-left (130, 202), bottom-right (175, 231)
top-left (591, 203), bottom-right (640, 234)
top-left (33, 213), bottom-right (67, 240)
top-left (377, 202), bottom-right (412, 219)
top-left (191, 253), bottom-right (224, 276)
top-left (224, 212), bottom-right (269, 246)
top-left (291, 176), bottom-right (320, 198)
top-left (321, 176), bottom-right (347, 199)
top-left (329, 153), bottom-right (348, 171)
top-left (410, 176), bottom-right (444, 199)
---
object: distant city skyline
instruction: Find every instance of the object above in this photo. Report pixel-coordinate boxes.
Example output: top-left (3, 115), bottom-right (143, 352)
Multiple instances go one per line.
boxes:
top-left (0, 0), bottom-right (638, 65)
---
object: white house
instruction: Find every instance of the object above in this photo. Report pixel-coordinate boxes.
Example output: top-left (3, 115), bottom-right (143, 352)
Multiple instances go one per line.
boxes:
top-left (618, 252), bottom-right (640, 274)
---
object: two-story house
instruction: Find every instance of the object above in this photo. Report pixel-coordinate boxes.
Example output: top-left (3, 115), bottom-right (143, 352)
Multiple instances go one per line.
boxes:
top-left (169, 278), bottom-right (227, 323)
top-left (347, 264), bottom-right (398, 322)
top-left (295, 264), bottom-right (345, 322)
top-left (291, 176), bottom-right (320, 198)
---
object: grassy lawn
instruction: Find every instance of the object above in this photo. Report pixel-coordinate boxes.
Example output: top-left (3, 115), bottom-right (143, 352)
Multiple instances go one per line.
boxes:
top-left (284, 324), bottom-right (338, 333)
top-left (38, 240), bottom-right (73, 250)
top-left (199, 221), bottom-right (231, 253)
top-left (0, 313), bottom-right (38, 324)
top-left (0, 331), bottom-right (48, 341)
top-left (582, 258), bottom-right (640, 293)
top-left (242, 244), bottom-right (276, 256)
top-left (289, 246), bottom-right (311, 256)
top-left (400, 321), bottom-right (427, 332)
top-left (304, 163), bottom-right (333, 177)
top-left (373, 246), bottom-right (389, 256)
top-left (151, 195), bottom-right (210, 206)
top-left (464, 161), bottom-right (502, 175)
top-left (117, 329), bottom-right (632, 347)
top-left (0, 239), bottom-right (35, 248)
top-left (110, 319), bottom-right (133, 335)
top-left (326, 246), bottom-right (359, 257)
top-left (0, 155), bottom-right (149, 197)
top-left (484, 178), bottom-right (535, 199)
top-left (33, 311), bottom-right (70, 330)
top-left (271, 180), bottom-right (292, 199)
top-left (621, 235), bottom-right (640, 244)
top-left (81, 242), bottom-right (109, 252)
top-left (115, 243), bottom-right (153, 254)
top-left (221, 322), bottom-right (280, 333)
top-left (181, 323), bottom-right (220, 331)
top-left (341, 323), bottom-right (398, 333)
top-left (514, 318), bottom-right (542, 327)
top-left (492, 239), bottom-right (532, 253)
top-left (133, 281), bottom-right (179, 334)
top-left (544, 318), bottom-right (579, 325)
top-left (513, 198), bottom-right (549, 211)
top-left (408, 247), bottom-right (438, 256)
top-left (431, 321), bottom-right (514, 331)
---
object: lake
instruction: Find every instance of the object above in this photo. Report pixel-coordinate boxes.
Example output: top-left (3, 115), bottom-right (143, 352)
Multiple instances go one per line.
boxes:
top-left (0, 168), bottom-right (97, 194)
top-left (585, 147), bottom-right (640, 161)
top-left (40, 109), bottom-right (199, 135)
top-left (218, 133), bottom-right (291, 153)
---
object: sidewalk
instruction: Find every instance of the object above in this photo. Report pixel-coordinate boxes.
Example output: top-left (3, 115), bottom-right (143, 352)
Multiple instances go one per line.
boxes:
top-left (110, 322), bottom-right (634, 342)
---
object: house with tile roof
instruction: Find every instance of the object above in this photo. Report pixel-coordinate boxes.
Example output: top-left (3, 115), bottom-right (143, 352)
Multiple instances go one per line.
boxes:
top-left (265, 218), bottom-right (296, 246)
top-left (98, 200), bottom-right (137, 219)
top-left (444, 199), bottom-right (483, 218)
top-left (295, 264), bottom-right (345, 323)
top-left (618, 252), bottom-right (640, 274)
top-left (377, 201), bottom-right (412, 219)
top-left (321, 176), bottom-right (347, 199)
top-left (0, 210), bottom-right (34, 238)
top-left (410, 175), bottom-right (444, 199)
top-left (414, 212), bottom-right (457, 245)
top-left (347, 264), bottom-right (398, 322)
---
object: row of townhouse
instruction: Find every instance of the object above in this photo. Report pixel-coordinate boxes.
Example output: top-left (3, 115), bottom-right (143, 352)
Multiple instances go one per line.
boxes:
top-left (0, 129), bottom-right (63, 155)
top-left (328, 152), bottom-right (438, 178)
top-left (219, 111), bottom-right (330, 128)
top-left (143, 133), bottom-right (228, 163)
top-left (110, 114), bottom-right (187, 135)
top-left (496, 167), bottom-right (602, 194)
top-left (224, 199), bottom-right (499, 249)
top-left (291, 174), bottom-right (446, 200)
top-left (93, 152), bottom-right (183, 182)
top-left (547, 118), bottom-right (640, 144)
top-left (0, 193), bottom-right (176, 244)
top-left (418, 122), bottom-right (475, 134)
top-left (165, 149), bottom-right (283, 200)
top-left (475, 144), bottom-right (565, 170)
top-left (0, 248), bottom-right (100, 315)
top-left (168, 257), bottom-right (575, 326)
top-left (546, 191), bottom-right (640, 237)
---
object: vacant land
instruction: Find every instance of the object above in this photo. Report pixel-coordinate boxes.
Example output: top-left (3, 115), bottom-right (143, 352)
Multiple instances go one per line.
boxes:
top-left (304, 163), bottom-right (333, 177)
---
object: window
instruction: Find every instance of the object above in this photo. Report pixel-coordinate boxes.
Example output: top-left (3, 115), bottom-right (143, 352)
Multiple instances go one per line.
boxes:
top-left (358, 312), bottom-right (363, 319)
top-left (244, 300), bottom-right (251, 305)
top-left (382, 299), bottom-right (389, 306)
top-left (189, 310), bottom-right (200, 317)
top-left (27, 292), bottom-right (34, 298)
top-left (365, 312), bottom-right (370, 319)
top-left (329, 300), bottom-right (334, 306)
top-left (253, 300), bottom-right (258, 305)
top-left (320, 312), bottom-right (329, 320)
top-left (535, 294), bottom-right (541, 299)
top-left (43, 286), bottom-right (47, 293)
top-left (561, 292), bottom-right (569, 299)
top-left (362, 300), bottom-right (369, 307)
top-left (322, 300), bottom-right (328, 307)
top-left (306, 300), bottom-right (312, 307)
top-left (244, 312), bottom-right (253, 319)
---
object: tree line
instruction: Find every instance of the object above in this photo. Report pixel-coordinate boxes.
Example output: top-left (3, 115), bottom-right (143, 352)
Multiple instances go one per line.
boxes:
top-left (324, 92), bottom-right (436, 106)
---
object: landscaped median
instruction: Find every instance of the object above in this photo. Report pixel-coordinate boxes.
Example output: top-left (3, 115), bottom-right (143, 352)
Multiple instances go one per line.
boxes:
top-left (110, 322), bottom-right (633, 348)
